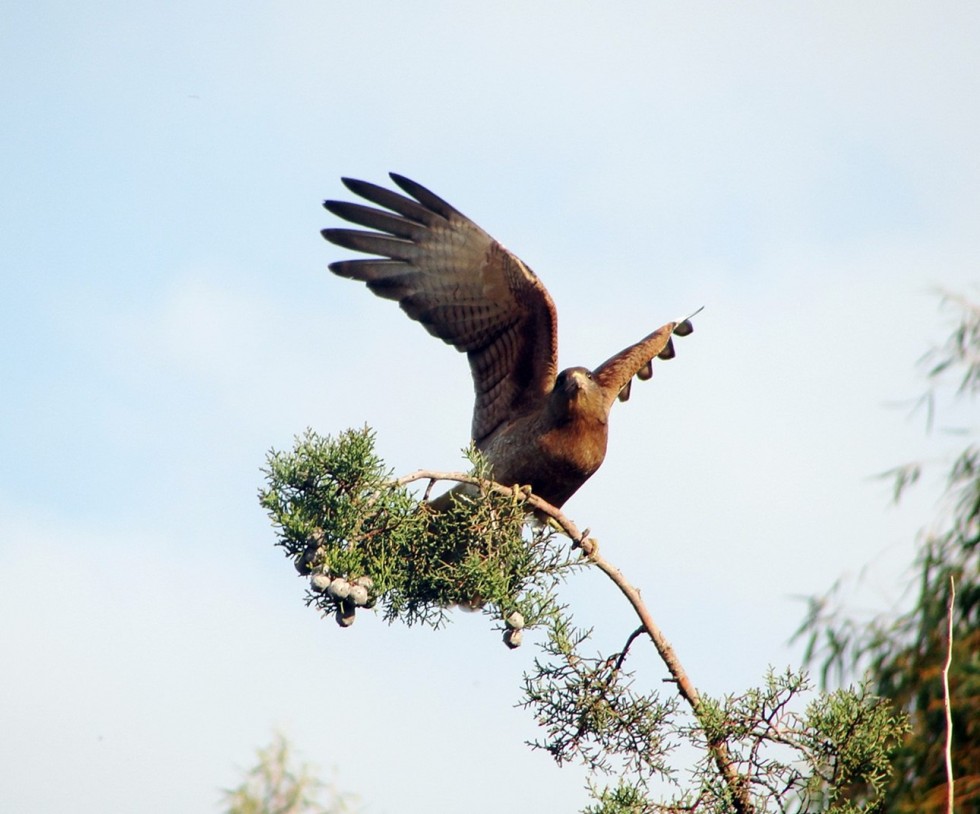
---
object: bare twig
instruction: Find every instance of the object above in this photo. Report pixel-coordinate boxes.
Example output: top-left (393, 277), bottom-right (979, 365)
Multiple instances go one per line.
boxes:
top-left (586, 542), bottom-right (753, 814)
top-left (612, 626), bottom-right (647, 676)
top-left (944, 575), bottom-right (955, 814)
top-left (390, 469), bottom-right (754, 814)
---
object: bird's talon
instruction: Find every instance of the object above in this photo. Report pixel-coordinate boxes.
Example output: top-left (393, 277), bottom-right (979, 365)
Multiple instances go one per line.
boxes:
top-left (545, 516), bottom-right (563, 534)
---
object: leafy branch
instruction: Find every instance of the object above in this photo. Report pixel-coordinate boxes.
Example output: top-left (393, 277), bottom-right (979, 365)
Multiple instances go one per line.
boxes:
top-left (260, 429), bottom-right (905, 813)
top-left (795, 291), bottom-right (980, 813)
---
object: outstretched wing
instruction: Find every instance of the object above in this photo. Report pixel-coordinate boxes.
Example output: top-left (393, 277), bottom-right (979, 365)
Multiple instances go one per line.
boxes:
top-left (592, 320), bottom-right (693, 408)
top-left (322, 173), bottom-right (558, 445)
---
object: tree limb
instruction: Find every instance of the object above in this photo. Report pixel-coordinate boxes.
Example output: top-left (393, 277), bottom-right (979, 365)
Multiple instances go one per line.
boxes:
top-left (391, 469), bottom-right (754, 814)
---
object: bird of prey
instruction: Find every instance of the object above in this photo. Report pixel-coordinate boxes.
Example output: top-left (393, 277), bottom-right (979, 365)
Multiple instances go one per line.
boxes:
top-left (321, 174), bottom-right (693, 509)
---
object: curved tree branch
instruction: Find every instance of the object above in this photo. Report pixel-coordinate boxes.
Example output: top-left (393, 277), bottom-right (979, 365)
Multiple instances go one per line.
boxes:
top-left (391, 469), bottom-right (754, 814)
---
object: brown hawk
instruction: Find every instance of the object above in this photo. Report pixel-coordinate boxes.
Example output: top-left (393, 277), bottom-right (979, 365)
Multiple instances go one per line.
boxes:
top-left (321, 174), bottom-right (693, 509)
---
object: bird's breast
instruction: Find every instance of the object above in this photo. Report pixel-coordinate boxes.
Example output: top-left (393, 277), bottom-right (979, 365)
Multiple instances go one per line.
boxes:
top-left (479, 411), bottom-right (609, 507)
top-left (538, 418), bottom-right (608, 479)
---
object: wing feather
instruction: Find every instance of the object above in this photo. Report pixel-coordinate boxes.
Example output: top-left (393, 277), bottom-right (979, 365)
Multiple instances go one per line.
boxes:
top-left (323, 201), bottom-right (427, 241)
top-left (322, 228), bottom-right (418, 261)
top-left (592, 323), bottom-right (679, 409)
top-left (340, 177), bottom-right (440, 225)
top-left (322, 174), bottom-right (558, 444)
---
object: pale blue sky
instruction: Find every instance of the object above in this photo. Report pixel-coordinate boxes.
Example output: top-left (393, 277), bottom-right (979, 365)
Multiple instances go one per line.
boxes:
top-left (2, 4), bottom-right (978, 813)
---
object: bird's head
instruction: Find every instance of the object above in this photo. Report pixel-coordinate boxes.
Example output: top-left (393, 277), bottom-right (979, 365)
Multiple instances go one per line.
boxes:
top-left (550, 367), bottom-right (607, 423)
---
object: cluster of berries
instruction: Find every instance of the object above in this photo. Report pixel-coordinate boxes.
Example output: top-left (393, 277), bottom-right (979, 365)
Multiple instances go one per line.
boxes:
top-left (309, 571), bottom-right (376, 627)
top-left (503, 611), bottom-right (525, 648)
